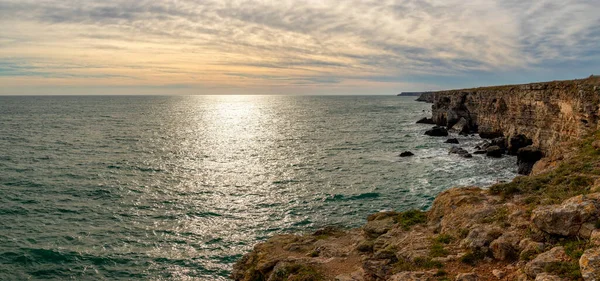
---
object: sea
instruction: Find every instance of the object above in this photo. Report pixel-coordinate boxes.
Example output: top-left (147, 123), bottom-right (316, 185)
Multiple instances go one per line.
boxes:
top-left (0, 95), bottom-right (517, 280)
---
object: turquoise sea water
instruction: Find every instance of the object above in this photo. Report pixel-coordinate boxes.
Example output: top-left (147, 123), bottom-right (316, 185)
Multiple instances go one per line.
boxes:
top-left (0, 96), bottom-right (516, 280)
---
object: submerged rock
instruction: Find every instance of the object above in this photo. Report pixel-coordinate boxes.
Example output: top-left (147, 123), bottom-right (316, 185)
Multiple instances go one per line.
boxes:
top-left (445, 138), bottom-right (459, 144)
top-left (425, 126), bottom-right (448, 137)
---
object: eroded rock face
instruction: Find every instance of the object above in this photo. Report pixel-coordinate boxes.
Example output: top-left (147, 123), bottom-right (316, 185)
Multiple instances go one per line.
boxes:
top-left (431, 76), bottom-right (600, 158)
top-left (531, 193), bottom-right (600, 237)
top-left (580, 247), bottom-right (600, 281)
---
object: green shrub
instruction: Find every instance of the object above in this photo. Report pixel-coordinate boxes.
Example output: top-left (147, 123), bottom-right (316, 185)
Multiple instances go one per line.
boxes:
top-left (395, 210), bottom-right (427, 230)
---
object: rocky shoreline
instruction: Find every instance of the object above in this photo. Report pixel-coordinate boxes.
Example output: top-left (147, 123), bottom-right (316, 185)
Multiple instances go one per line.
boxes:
top-left (232, 77), bottom-right (600, 281)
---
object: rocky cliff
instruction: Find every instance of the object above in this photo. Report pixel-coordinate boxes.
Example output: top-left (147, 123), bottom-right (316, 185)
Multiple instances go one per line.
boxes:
top-left (232, 77), bottom-right (600, 281)
top-left (430, 76), bottom-right (600, 158)
top-left (416, 92), bottom-right (435, 103)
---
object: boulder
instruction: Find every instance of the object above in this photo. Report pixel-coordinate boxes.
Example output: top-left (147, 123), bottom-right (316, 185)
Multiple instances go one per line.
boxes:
top-left (508, 134), bottom-right (533, 155)
top-left (524, 246), bottom-right (570, 278)
top-left (490, 232), bottom-right (520, 261)
top-left (531, 193), bottom-right (600, 237)
top-left (416, 117), bottom-right (435, 124)
top-left (450, 117), bottom-right (471, 135)
top-left (399, 151), bottom-right (414, 157)
top-left (445, 138), bottom-right (459, 144)
top-left (517, 146), bottom-right (544, 175)
top-left (486, 145), bottom-right (504, 158)
top-left (519, 238), bottom-right (545, 260)
top-left (473, 150), bottom-right (486, 155)
top-left (580, 247), bottom-right (600, 281)
top-left (425, 126), bottom-right (448, 137)
top-left (460, 227), bottom-right (501, 253)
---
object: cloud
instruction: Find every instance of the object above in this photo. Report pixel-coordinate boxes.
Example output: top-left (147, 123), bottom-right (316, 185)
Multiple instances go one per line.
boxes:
top-left (0, 0), bottom-right (599, 94)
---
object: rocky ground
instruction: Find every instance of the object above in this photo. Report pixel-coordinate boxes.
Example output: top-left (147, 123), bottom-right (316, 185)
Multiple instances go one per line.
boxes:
top-left (231, 132), bottom-right (600, 281)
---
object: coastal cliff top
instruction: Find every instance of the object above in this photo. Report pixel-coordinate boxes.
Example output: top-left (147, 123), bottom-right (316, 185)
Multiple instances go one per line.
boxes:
top-left (432, 75), bottom-right (600, 94)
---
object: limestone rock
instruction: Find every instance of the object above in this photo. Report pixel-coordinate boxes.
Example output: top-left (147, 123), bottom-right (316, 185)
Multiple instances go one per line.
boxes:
top-left (524, 246), bottom-right (569, 278)
top-left (450, 117), bottom-right (471, 135)
top-left (490, 232), bottom-right (520, 261)
top-left (455, 272), bottom-right (478, 281)
top-left (519, 238), bottom-right (545, 260)
top-left (363, 215), bottom-right (396, 238)
top-left (425, 126), bottom-right (449, 137)
top-left (590, 230), bottom-right (600, 246)
top-left (508, 134), bottom-right (533, 155)
top-left (531, 193), bottom-right (600, 237)
top-left (580, 247), bottom-right (600, 281)
top-left (388, 271), bottom-right (433, 281)
top-left (461, 227), bottom-right (501, 253)
top-left (430, 77), bottom-right (600, 158)
top-left (534, 273), bottom-right (563, 281)
top-left (492, 269), bottom-right (506, 279)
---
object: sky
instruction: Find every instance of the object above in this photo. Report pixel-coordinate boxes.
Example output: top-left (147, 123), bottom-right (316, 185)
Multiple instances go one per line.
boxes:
top-left (0, 0), bottom-right (599, 95)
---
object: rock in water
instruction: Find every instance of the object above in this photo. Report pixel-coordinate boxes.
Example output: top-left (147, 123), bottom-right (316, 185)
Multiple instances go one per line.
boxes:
top-left (517, 146), bottom-right (543, 175)
top-left (449, 146), bottom-right (472, 158)
top-left (445, 138), bottom-right (459, 144)
top-left (486, 145), bottom-right (504, 158)
top-left (424, 126), bottom-right (448, 137)
top-left (416, 117), bottom-right (435, 124)
top-left (399, 151), bottom-right (414, 157)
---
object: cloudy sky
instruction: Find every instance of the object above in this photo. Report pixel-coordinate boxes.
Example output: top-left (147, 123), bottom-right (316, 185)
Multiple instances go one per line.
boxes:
top-left (0, 0), bottom-right (599, 95)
